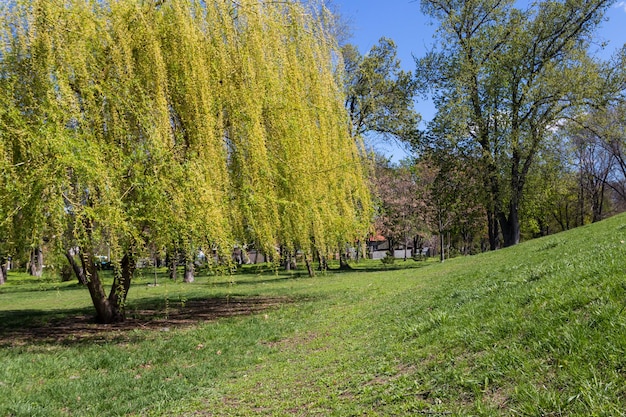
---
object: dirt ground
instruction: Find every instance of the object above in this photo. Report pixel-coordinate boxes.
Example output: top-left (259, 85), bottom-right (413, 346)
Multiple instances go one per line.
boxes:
top-left (0, 296), bottom-right (289, 346)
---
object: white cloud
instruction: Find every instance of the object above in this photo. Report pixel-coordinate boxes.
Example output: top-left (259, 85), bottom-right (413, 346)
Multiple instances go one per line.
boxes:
top-left (616, 2), bottom-right (626, 12)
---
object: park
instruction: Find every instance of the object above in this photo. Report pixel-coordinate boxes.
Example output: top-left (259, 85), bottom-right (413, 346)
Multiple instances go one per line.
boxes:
top-left (1, 0), bottom-right (626, 415)
top-left (1, 214), bottom-right (626, 415)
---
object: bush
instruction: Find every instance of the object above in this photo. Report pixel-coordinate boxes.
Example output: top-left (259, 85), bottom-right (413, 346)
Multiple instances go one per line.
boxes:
top-left (60, 264), bottom-right (73, 282)
top-left (381, 252), bottom-right (395, 265)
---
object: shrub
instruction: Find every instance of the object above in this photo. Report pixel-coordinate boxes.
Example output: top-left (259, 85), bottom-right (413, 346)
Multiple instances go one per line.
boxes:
top-left (381, 252), bottom-right (395, 264)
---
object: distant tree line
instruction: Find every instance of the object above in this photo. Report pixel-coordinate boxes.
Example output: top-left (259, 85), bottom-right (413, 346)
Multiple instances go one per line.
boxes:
top-left (345, 0), bottom-right (625, 259)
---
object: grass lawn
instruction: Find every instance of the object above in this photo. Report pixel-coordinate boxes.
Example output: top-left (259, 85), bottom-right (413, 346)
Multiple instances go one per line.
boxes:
top-left (1, 214), bottom-right (626, 416)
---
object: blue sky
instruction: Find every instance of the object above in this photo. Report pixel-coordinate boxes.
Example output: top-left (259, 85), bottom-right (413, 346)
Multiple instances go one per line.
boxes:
top-left (333, 0), bottom-right (626, 160)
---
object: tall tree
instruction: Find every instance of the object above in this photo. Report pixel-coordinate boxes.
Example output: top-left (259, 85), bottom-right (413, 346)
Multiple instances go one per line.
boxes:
top-left (572, 130), bottom-right (614, 222)
top-left (603, 102), bottom-right (626, 204)
top-left (417, 0), bottom-right (621, 248)
top-left (0, 80), bottom-right (14, 285)
top-left (518, 135), bottom-right (581, 236)
top-left (342, 38), bottom-right (420, 144)
top-left (564, 100), bottom-right (626, 222)
top-left (414, 152), bottom-right (486, 260)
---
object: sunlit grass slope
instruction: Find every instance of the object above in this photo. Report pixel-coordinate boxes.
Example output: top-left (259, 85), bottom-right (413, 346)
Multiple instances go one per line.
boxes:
top-left (201, 213), bottom-right (626, 416)
top-left (1, 213), bottom-right (625, 416)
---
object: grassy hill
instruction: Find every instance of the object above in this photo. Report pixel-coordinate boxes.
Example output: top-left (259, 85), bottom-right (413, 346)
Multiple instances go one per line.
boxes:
top-left (1, 213), bottom-right (625, 416)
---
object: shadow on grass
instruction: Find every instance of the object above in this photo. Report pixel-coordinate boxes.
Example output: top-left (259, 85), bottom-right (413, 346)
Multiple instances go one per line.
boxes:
top-left (231, 259), bottom-right (436, 277)
top-left (0, 260), bottom-right (433, 346)
top-left (1, 260), bottom-right (435, 295)
top-left (0, 295), bottom-right (298, 347)
top-left (204, 261), bottom-right (435, 288)
top-left (0, 280), bottom-right (89, 296)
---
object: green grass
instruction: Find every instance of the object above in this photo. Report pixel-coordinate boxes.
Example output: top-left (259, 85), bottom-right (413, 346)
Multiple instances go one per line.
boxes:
top-left (1, 214), bottom-right (626, 416)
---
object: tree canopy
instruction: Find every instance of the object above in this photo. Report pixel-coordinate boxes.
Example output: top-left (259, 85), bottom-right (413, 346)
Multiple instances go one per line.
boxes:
top-left (342, 37), bottom-right (420, 144)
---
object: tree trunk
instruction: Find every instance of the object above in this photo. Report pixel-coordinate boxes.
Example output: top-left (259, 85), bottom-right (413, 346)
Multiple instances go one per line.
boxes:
top-left (317, 251), bottom-right (328, 272)
top-left (499, 203), bottom-right (520, 248)
top-left (438, 210), bottom-right (445, 262)
top-left (184, 260), bottom-right (195, 283)
top-left (591, 179), bottom-right (607, 222)
top-left (487, 209), bottom-right (499, 250)
top-left (284, 250), bottom-right (291, 271)
top-left (80, 248), bottom-right (118, 324)
top-left (386, 237), bottom-right (395, 260)
top-left (65, 250), bottom-right (87, 285)
top-left (304, 254), bottom-right (315, 277)
top-left (404, 235), bottom-right (408, 261)
top-left (0, 258), bottom-right (6, 285)
top-left (290, 251), bottom-right (297, 270)
top-left (280, 247), bottom-right (297, 271)
top-left (338, 252), bottom-right (351, 270)
top-left (106, 253), bottom-right (135, 322)
top-left (578, 170), bottom-right (585, 226)
top-left (29, 246), bottom-right (44, 277)
top-left (483, 158), bottom-right (501, 251)
top-left (439, 233), bottom-right (445, 263)
top-left (168, 250), bottom-right (178, 281)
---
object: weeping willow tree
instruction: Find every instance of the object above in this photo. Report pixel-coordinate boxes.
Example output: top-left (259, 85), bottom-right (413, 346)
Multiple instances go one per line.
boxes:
top-left (0, 85), bottom-right (14, 284)
top-left (218, 0), bottom-right (371, 266)
top-left (0, 0), bottom-right (371, 322)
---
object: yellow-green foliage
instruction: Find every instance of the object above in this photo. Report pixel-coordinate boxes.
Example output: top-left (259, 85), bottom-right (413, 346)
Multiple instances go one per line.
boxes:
top-left (0, 0), bottom-right (371, 262)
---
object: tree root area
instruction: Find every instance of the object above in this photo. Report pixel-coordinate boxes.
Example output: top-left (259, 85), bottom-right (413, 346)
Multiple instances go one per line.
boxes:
top-left (0, 296), bottom-right (290, 346)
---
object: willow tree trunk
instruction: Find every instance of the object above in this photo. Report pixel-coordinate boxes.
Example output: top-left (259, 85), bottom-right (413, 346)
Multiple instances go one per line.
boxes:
top-left (339, 244), bottom-right (352, 270)
top-left (29, 247), bottom-right (44, 277)
top-left (283, 251), bottom-right (291, 271)
top-left (317, 252), bottom-right (328, 272)
top-left (184, 260), bottom-right (195, 283)
top-left (107, 253), bottom-right (135, 320)
top-left (80, 248), bottom-right (116, 323)
top-left (65, 250), bottom-right (87, 285)
top-left (167, 250), bottom-right (178, 281)
top-left (338, 254), bottom-right (351, 270)
top-left (304, 254), bottom-right (315, 277)
top-left (0, 259), bottom-right (6, 285)
top-left (80, 249), bottom-right (133, 323)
